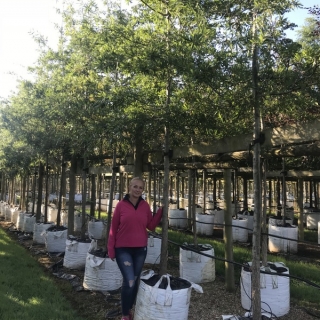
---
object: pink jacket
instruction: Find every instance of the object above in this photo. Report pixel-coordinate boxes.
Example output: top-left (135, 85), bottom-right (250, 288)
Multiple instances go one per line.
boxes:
top-left (107, 197), bottom-right (163, 259)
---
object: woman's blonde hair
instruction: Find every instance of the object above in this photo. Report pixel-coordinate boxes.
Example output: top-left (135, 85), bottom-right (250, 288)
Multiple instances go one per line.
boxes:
top-left (129, 177), bottom-right (145, 187)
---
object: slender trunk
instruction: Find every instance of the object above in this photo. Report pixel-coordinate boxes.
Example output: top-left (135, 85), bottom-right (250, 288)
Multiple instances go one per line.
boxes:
top-left (160, 125), bottom-right (169, 276)
top-left (282, 158), bottom-right (287, 224)
top-left (68, 155), bottom-right (77, 236)
top-left (32, 172), bottom-right (37, 214)
top-left (313, 181), bottom-right (318, 209)
top-left (21, 175), bottom-right (26, 211)
top-left (44, 155), bottom-right (49, 223)
top-left (98, 173), bottom-right (102, 219)
top-left (298, 178), bottom-right (304, 240)
top-left (81, 157), bottom-right (87, 239)
top-left (10, 177), bottom-right (15, 205)
top-left (90, 174), bottom-right (96, 217)
top-left (188, 169), bottom-right (192, 228)
top-left (119, 172), bottom-right (124, 200)
top-left (106, 149), bottom-right (117, 248)
top-left (1, 172), bottom-right (5, 201)
top-left (147, 171), bottom-right (152, 206)
top-left (36, 162), bottom-right (44, 222)
top-left (192, 169), bottom-right (197, 245)
top-left (153, 169), bottom-right (157, 213)
top-left (26, 175), bottom-right (30, 213)
top-left (134, 129), bottom-right (143, 177)
top-left (203, 170), bottom-right (207, 213)
top-left (224, 169), bottom-right (234, 291)
top-left (261, 160), bottom-right (268, 266)
top-left (57, 155), bottom-right (66, 227)
top-left (251, 8), bottom-right (262, 319)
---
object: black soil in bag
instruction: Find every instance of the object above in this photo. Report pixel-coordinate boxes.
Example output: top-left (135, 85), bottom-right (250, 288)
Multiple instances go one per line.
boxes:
top-left (68, 235), bottom-right (92, 243)
top-left (47, 225), bottom-right (67, 232)
top-left (142, 275), bottom-right (191, 290)
top-left (89, 248), bottom-right (111, 258)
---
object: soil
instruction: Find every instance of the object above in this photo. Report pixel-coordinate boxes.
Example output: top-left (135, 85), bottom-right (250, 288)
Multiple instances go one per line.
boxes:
top-left (142, 274), bottom-right (191, 289)
top-left (0, 218), bottom-right (319, 320)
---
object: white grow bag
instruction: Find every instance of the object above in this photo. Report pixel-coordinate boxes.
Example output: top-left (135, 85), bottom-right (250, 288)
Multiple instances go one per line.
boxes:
top-left (135, 273), bottom-right (203, 320)
top-left (74, 213), bottom-right (83, 233)
top-left (268, 217), bottom-right (292, 226)
top-left (237, 211), bottom-right (254, 234)
top-left (88, 220), bottom-right (107, 240)
top-left (268, 224), bottom-right (298, 253)
top-left (306, 212), bottom-right (320, 230)
top-left (83, 252), bottom-right (122, 291)
top-left (48, 206), bottom-right (58, 223)
top-left (195, 213), bottom-right (214, 236)
top-left (44, 228), bottom-right (68, 252)
top-left (63, 239), bottom-right (96, 270)
top-left (11, 208), bottom-right (19, 226)
top-left (213, 209), bottom-right (224, 227)
top-left (0, 201), bottom-right (6, 216)
top-left (60, 210), bottom-right (68, 227)
top-left (5, 205), bottom-right (12, 221)
top-left (95, 199), bottom-right (119, 212)
top-left (169, 209), bottom-right (188, 229)
top-left (17, 211), bottom-right (26, 230)
top-left (241, 261), bottom-right (290, 317)
top-left (206, 202), bottom-right (215, 210)
top-left (95, 198), bottom-right (108, 212)
top-left (145, 235), bottom-right (162, 265)
top-left (28, 202), bottom-right (36, 213)
top-left (179, 243), bottom-right (215, 284)
top-left (23, 215), bottom-right (36, 233)
top-left (232, 218), bottom-right (248, 242)
top-left (33, 222), bottom-right (54, 244)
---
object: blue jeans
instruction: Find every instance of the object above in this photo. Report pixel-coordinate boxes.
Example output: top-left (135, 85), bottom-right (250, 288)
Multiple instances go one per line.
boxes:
top-left (115, 247), bottom-right (147, 316)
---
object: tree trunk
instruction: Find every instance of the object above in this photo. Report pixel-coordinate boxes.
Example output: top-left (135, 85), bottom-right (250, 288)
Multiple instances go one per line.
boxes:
top-left (9, 177), bottom-right (15, 205)
top-left (261, 160), bottom-right (268, 266)
top-left (36, 162), bottom-right (44, 222)
top-left (68, 155), bottom-right (77, 236)
top-left (44, 155), bottom-right (49, 223)
top-left (1, 172), bottom-right (5, 201)
top-left (20, 175), bottom-right (27, 211)
top-left (57, 156), bottom-right (66, 227)
top-left (188, 169), bottom-right (192, 228)
top-left (282, 158), bottom-right (287, 225)
top-left (203, 169), bottom-right (207, 213)
top-left (152, 169), bottom-right (157, 213)
top-left (298, 178), bottom-right (304, 241)
top-left (106, 149), bottom-right (117, 248)
top-left (160, 125), bottom-right (169, 276)
top-left (26, 175), bottom-right (30, 213)
top-left (224, 168), bottom-right (234, 292)
top-left (134, 129), bottom-right (143, 177)
top-left (192, 169), bottom-right (197, 246)
top-left (90, 173), bottom-right (96, 217)
top-left (251, 9), bottom-right (262, 319)
top-left (81, 157), bottom-right (87, 239)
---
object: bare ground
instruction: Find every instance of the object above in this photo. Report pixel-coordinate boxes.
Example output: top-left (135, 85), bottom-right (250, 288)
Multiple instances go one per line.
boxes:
top-left (0, 218), bottom-right (319, 320)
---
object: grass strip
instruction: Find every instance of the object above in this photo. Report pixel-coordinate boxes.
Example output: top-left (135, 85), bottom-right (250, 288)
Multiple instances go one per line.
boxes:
top-left (0, 227), bottom-right (86, 320)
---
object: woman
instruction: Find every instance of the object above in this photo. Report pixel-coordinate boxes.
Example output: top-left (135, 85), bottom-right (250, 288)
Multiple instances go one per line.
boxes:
top-left (107, 177), bottom-right (163, 320)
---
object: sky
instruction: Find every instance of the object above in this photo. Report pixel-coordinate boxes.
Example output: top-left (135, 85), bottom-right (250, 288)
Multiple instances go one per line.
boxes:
top-left (0, 0), bottom-right (319, 101)
top-left (0, 0), bottom-right (63, 100)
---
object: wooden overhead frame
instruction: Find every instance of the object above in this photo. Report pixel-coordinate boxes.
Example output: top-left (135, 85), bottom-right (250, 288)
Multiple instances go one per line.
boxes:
top-left (89, 119), bottom-right (320, 174)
